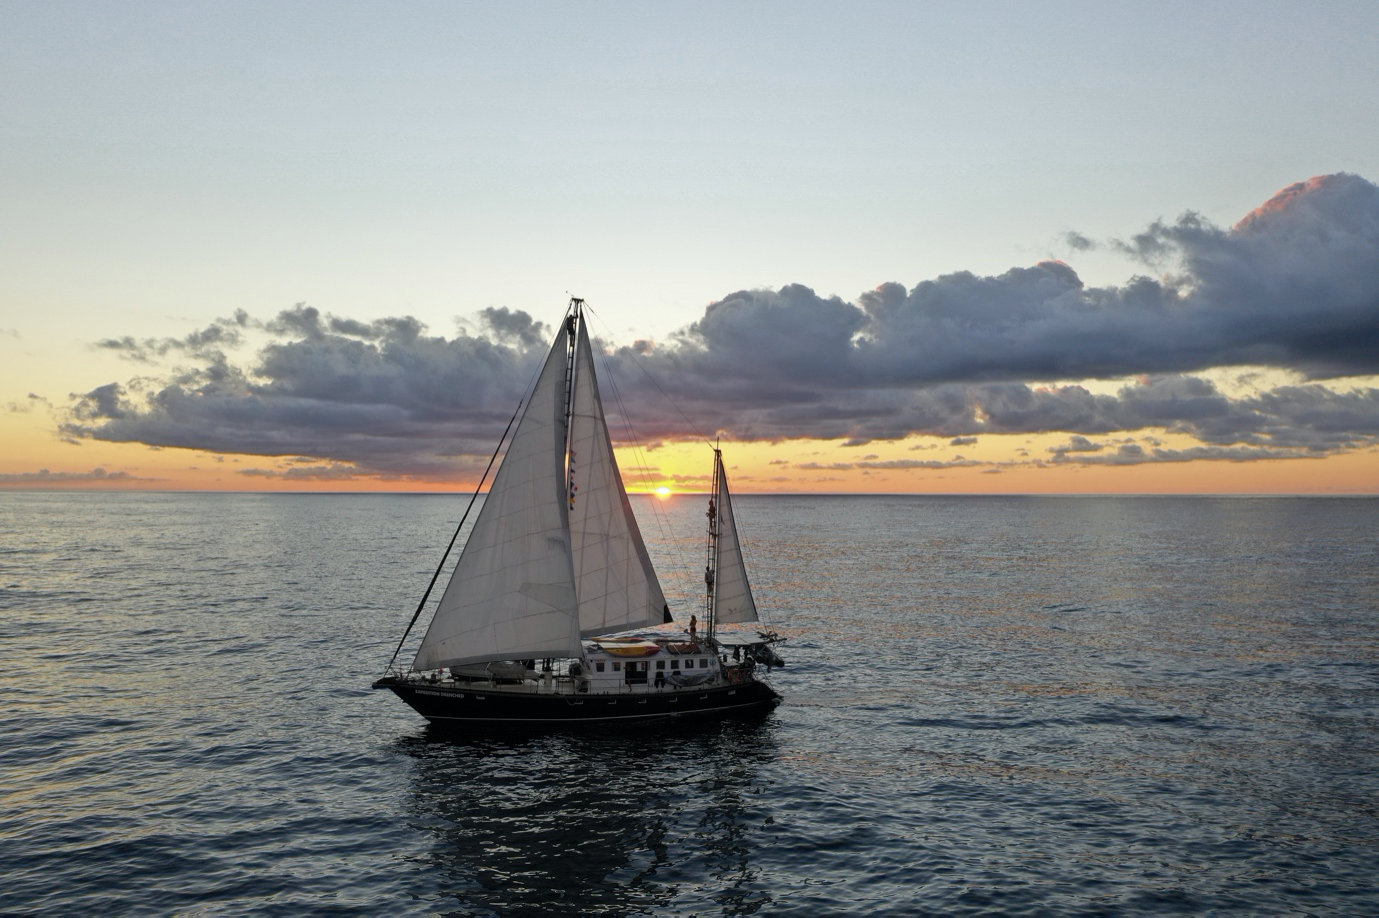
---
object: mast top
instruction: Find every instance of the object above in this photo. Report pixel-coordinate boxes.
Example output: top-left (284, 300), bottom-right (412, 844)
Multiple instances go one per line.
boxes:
top-left (567, 297), bottom-right (584, 335)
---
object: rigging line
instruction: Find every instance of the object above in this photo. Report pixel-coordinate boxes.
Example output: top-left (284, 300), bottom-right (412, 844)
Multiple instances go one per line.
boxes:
top-left (581, 302), bottom-right (718, 601)
top-left (581, 303), bottom-right (760, 622)
top-left (582, 313), bottom-right (683, 545)
top-left (581, 303), bottom-right (711, 604)
top-left (580, 303), bottom-right (715, 449)
top-left (385, 396), bottom-right (524, 674)
top-left (578, 305), bottom-right (677, 504)
top-left (596, 342), bottom-right (693, 604)
top-left (597, 343), bottom-right (658, 499)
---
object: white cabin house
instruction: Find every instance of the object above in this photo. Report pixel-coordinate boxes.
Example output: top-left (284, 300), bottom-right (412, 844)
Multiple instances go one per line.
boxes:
top-left (583, 639), bottom-right (723, 693)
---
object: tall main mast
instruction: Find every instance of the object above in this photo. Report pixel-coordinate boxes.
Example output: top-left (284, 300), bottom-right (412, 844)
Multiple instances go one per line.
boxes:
top-left (563, 298), bottom-right (582, 509)
top-left (704, 446), bottom-right (722, 647)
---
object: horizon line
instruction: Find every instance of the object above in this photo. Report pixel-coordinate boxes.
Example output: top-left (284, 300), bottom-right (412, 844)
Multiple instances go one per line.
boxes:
top-left (2, 488), bottom-right (1376, 498)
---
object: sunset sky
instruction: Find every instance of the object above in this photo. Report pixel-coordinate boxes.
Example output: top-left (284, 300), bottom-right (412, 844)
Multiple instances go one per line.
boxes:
top-left (3, 1), bottom-right (1378, 493)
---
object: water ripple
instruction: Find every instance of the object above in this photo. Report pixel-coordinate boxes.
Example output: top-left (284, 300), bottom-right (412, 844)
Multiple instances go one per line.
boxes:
top-left (1, 492), bottom-right (1376, 913)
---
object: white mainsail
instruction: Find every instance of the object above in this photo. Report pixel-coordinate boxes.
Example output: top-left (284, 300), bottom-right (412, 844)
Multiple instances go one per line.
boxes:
top-left (568, 321), bottom-right (669, 636)
top-left (712, 452), bottom-right (759, 624)
top-left (412, 326), bottom-right (582, 669)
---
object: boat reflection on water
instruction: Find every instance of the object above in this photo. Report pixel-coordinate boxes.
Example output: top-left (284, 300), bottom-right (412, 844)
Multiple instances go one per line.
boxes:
top-left (394, 714), bottom-right (781, 914)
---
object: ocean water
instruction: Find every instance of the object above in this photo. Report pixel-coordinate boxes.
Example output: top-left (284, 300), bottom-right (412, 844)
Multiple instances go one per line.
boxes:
top-left (2, 491), bottom-right (1377, 914)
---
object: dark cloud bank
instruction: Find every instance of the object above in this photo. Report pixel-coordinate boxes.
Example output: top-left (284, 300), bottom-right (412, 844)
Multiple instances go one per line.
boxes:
top-left (62, 174), bottom-right (1379, 479)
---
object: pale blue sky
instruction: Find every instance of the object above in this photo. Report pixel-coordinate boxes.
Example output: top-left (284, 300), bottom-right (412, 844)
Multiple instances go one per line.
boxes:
top-left (4, 2), bottom-right (1379, 494)
top-left (5, 0), bottom-right (1377, 348)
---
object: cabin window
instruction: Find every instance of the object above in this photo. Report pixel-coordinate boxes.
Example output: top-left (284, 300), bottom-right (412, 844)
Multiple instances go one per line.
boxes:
top-left (613, 661), bottom-right (622, 671)
top-left (595, 661), bottom-right (605, 672)
top-left (656, 660), bottom-right (665, 670)
top-left (671, 660), bottom-right (679, 670)
top-left (700, 659), bottom-right (708, 668)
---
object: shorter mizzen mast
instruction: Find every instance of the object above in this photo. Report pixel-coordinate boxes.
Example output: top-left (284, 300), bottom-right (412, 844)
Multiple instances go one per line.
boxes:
top-left (703, 448), bottom-right (719, 647)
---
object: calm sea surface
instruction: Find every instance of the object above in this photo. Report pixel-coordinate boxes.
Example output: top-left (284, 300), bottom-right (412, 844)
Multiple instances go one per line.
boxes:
top-left (2, 492), bottom-right (1377, 914)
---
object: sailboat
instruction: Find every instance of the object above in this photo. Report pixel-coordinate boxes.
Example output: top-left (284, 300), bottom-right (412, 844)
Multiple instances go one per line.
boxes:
top-left (373, 298), bottom-right (785, 725)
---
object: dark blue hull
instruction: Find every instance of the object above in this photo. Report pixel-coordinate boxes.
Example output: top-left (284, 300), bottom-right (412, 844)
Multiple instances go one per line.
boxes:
top-left (374, 677), bottom-right (780, 725)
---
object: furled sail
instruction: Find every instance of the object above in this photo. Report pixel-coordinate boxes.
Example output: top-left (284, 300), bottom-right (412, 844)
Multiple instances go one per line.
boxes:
top-left (568, 319), bottom-right (669, 636)
top-left (712, 452), bottom-right (759, 624)
top-left (412, 326), bottom-right (582, 669)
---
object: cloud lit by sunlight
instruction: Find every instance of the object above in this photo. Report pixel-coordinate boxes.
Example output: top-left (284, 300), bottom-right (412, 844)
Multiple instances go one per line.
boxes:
top-left (11, 174), bottom-right (1379, 493)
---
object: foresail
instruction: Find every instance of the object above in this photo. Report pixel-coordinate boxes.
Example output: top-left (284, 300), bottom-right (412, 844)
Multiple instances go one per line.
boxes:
top-left (713, 454), bottom-right (759, 624)
top-left (412, 326), bottom-right (582, 670)
top-left (568, 320), bottom-right (669, 636)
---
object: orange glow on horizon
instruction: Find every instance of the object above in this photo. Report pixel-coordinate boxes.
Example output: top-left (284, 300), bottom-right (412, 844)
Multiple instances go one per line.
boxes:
top-left (1, 423), bottom-right (1376, 495)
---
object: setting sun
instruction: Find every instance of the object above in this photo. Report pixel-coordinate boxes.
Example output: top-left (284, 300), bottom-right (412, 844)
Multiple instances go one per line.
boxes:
top-left (655, 486), bottom-right (672, 498)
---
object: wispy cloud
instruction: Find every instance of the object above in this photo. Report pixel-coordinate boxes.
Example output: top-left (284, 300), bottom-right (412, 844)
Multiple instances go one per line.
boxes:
top-left (796, 457), bottom-right (985, 471)
top-left (238, 463), bottom-right (373, 481)
top-left (95, 313), bottom-right (250, 363)
top-left (1049, 435), bottom-right (1105, 456)
top-left (55, 174), bottom-right (1379, 477)
top-left (1049, 443), bottom-right (1324, 466)
top-left (1062, 231), bottom-right (1096, 252)
top-left (0, 467), bottom-right (153, 484)
top-left (7, 393), bottom-right (48, 414)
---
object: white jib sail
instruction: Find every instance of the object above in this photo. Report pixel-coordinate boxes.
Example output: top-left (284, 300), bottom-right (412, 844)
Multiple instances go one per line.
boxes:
top-left (713, 453), bottom-right (759, 624)
top-left (568, 320), bottom-right (669, 636)
top-left (412, 326), bottom-right (582, 670)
